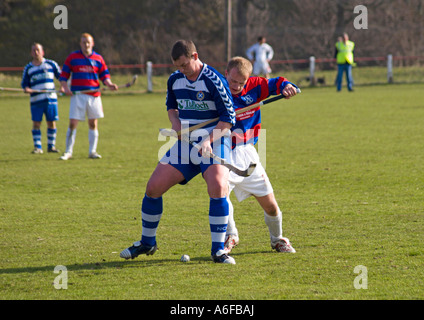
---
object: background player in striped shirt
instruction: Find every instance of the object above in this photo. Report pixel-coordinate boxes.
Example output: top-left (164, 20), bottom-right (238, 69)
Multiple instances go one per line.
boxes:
top-left (224, 56), bottom-right (298, 253)
top-left (59, 33), bottom-right (118, 160)
top-left (120, 40), bottom-right (237, 264)
top-left (21, 43), bottom-right (61, 154)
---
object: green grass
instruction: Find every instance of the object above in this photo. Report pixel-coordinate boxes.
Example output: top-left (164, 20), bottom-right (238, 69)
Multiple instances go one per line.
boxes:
top-left (0, 83), bottom-right (423, 300)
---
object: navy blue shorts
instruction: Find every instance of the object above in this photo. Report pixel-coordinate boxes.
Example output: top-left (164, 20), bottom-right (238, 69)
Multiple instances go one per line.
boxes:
top-left (31, 102), bottom-right (59, 122)
top-left (160, 137), bottom-right (231, 185)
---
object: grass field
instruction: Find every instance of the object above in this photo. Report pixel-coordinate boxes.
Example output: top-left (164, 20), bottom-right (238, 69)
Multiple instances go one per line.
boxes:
top-left (0, 83), bottom-right (423, 301)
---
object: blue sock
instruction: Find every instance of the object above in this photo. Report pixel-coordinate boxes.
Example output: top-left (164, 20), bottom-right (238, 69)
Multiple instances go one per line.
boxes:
top-left (32, 129), bottom-right (42, 150)
top-left (209, 197), bottom-right (229, 255)
top-left (47, 128), bottom-right (57, 150)
top-left (141, 194), bottom-right (163, 247)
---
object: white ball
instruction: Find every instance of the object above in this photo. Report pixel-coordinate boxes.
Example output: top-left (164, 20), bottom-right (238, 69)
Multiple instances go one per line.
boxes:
top-left (180, 254), bottom-right (190, 262)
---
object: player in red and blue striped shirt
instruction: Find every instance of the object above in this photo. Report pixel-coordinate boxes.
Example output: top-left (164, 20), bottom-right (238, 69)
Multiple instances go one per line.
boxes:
top-left (224, 56), bottom-right (298, 254)
top-left (59, 33), bottom-right (118, 160)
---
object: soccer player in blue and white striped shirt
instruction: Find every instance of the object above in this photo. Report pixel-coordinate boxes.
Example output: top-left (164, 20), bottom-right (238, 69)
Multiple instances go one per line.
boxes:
top-left (21, 43), bottom-right (61, 154)
top-left (120, 40), bottom-right (237, 264)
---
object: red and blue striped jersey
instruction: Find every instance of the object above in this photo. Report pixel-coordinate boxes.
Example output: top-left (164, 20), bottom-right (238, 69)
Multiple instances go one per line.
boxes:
top-left (231, 76), bottom-right (291, 148)
top-left (59, 50), bottom-right (110, 96)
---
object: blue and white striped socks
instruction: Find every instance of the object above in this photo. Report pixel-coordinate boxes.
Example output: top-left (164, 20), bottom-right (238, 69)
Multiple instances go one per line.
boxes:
top-left (32, 128), bottom-right (57, 151)
top-left (140, 195), bottom-right (229, 255)
top-left (209, 197), bottom-right (229, 255)
top-left (47, 128), bottom-right (57, 150)
top-left (32, 129), bottom-right (42, 150)
top-left (141, 194), bottom-right (163, 247)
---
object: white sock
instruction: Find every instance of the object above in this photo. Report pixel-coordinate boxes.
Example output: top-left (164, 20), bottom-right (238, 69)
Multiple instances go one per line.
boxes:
top-left (88, 129), bottom-right (99, 154)
top-left (65, 128), bottom-right (76, 154)
top-left (226, 196), bottom-right (238, 236)
top-left (264, 209), bottom-right (283, 243)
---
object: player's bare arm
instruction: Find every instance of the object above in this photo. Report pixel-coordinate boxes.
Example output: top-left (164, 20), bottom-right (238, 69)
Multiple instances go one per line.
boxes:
top-left (167, 109), bottom-right (182, 135)
top-left (104, 78), bottom-right (118, 91)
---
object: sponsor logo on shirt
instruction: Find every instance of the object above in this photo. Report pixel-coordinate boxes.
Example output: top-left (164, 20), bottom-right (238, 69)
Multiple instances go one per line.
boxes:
top-left (76, 65), bottom-right (94, 73)
top-left (236, 106), bottom-right (260, 121)
top-left (178, 99), bottom-right (210, 111)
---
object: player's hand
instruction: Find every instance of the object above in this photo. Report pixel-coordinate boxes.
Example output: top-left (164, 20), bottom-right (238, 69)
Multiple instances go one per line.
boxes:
top-left (64, 88), bottom-right (73, 96)
top-left (282, 84), bottom-right (298, 99)
top-left (60, 86), bottom-right (73, 96)
top-left (24, 87), bottom-right (33, 94)
top-left (199, 139), bottom-right (212, 157)
top-left (108, 83), bottom-right (119, 91)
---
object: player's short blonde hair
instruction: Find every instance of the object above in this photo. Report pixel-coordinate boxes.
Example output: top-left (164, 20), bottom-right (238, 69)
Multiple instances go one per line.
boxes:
top-left (81, 33), bottom-right (94, 41)
top-left (226, 56), bottom-right (253, 77)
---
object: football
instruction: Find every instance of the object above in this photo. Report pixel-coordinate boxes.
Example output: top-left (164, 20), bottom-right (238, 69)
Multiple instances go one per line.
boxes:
top-left (180, 254), bottom-right (190, 262)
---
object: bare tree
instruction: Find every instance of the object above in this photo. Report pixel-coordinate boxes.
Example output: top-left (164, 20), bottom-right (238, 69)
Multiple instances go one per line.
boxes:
top-left (1, 0), bottom-right (423, 69)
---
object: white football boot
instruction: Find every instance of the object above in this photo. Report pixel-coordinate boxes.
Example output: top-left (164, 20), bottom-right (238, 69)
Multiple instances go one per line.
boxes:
top-left (89, 152), bottom-right (102, 159)
top-left (60, 152), bottom-right (72, 160)
top-left (224, 234), bottom-right (239, 253)
top-left (271, 237), bottom-right (296, 253)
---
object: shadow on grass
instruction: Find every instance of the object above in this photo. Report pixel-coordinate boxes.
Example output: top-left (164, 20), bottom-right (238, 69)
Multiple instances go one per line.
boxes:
top-left (0, 250), bottom-right (274, 274)
top-left (0, 259), bottom-right (184, 275)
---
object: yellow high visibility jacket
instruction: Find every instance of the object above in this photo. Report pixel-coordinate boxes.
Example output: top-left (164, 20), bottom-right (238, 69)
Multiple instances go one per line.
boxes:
top-left (335, 40), bottom-right (355, 65)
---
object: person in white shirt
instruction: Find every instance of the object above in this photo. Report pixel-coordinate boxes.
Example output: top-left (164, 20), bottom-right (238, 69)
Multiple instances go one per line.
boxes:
top-left (246, 36), bottom-right (274, 79)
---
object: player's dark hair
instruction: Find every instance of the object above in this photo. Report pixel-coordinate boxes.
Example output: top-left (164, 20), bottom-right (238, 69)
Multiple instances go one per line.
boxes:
top-left (171, 40), bottom-right (196, 61)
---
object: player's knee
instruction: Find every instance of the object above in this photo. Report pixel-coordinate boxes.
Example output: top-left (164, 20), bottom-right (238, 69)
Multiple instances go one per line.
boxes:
top-left (69, 119), bottom-right (79, 130)
top-left (32, 121), bottom-right (42, 130)
top-left (207, 180), bottom-right (228, 198)
top-left (263, 203), bottom-right (279, 216)
top-left (145, 180), bottom-right (163, 198)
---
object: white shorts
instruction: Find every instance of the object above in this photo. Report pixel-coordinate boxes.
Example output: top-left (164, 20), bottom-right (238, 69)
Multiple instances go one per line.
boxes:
top-left (253, 61), bottom-right (272, 75)
top-left (69, 94), bottom-right (104, 121)
top-left (228, 144), bottom-right (274, 202)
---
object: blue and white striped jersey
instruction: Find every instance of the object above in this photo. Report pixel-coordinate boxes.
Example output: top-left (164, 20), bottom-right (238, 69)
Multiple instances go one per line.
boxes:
top-left (166, 63), bottom-right (235, 135)
top-left (21, 58), bottom-right (61, 107)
